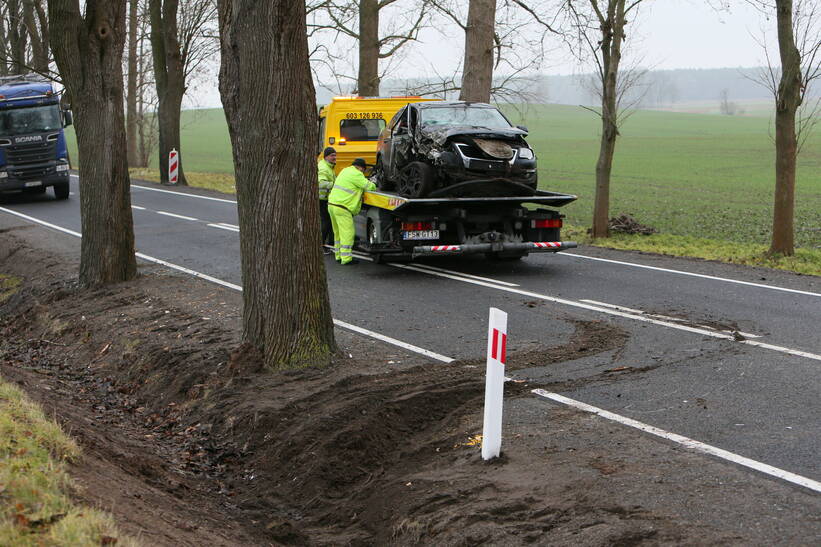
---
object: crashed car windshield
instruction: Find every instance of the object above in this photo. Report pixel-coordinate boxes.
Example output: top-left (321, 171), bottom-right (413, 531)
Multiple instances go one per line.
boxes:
top-left (420, 106), bottom-right (511, 130)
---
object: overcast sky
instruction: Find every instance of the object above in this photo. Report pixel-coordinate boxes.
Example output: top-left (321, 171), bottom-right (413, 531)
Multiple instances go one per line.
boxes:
top-left (189, 1), bottom-right (777, 108)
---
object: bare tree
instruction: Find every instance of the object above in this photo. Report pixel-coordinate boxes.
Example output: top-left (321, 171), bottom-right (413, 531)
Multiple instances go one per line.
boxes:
top-left (0, 0), bottom-right (51, 76)
top-left (47, 0), bottom-right (137, 286)
top-left (564, 0), bottom-right (647, 239)
top-left (126, 0), bottom-right (140, 165)
top-left (409, 0), bottom-right (558, 105)
top-left (310, 0), bottom-right (428, 95)
top-left (218, 0), bottom-right (336, 369)
top-left (746, 0), bottom-right (820, 255)
top-left (149, 0), bottom-right (216, 185)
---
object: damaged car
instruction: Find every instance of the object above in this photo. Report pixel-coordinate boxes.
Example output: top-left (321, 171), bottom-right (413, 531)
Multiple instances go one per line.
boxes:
top-left (373, 101), bottom-right (538, 198)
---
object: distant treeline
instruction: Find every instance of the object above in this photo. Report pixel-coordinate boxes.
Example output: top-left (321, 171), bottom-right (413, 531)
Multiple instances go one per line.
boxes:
top-left (317, 67), bottom-right (805, 106)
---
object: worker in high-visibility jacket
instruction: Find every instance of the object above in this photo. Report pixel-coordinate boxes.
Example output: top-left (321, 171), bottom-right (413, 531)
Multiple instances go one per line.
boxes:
top-left (317, 147), bottom-right (336, 254)
top-left (328, 157), bottom-right (376, 265)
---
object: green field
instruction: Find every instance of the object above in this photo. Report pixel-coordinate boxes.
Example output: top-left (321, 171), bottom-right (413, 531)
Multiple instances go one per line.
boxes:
top-left (65, 104), bottom-right (821, 250)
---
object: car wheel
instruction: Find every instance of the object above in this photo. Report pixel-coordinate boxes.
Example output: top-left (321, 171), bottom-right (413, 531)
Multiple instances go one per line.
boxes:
top-left (53, 181), bottom-right (70, 200)
top-left (374, 156), bottom-right (394, 191)
top-left (399, 162), bottom-right (434, 198)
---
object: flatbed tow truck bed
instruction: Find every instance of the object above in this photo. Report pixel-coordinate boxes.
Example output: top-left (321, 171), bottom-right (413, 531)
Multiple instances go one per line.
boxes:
top-left (355, 188), bottom-right (578, 261)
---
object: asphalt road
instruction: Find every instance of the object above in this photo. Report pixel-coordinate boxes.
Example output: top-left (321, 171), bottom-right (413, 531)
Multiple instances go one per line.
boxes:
top-left (2, 174), bottom-right (819, 492)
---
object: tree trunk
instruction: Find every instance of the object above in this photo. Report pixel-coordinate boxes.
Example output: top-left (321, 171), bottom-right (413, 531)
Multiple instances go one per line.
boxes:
top-left (591, 0), bottom-right (625, 239)
top-left (769, 0), bottom-right (800, 256)
top-left (48, 0), bottom-right (137, 287)
top-left (126, 0), bottom-right (139, 166)
top-left (8, 0), bottom-right (28, 74)
top-left (357, 0), bottom-right (379, 96)
top-left (218, 0), bottom-right (336, 369)
top-left (150, 0), bottom-right (187, 185)
top-left (22, 1), bottom-right (49, 74)
top-left (459, 0), bottom-right (496, 103)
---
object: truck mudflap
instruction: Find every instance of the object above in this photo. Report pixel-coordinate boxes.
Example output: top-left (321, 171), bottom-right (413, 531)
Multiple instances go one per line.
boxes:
top-left (411, 241), bottom-right (577, 257)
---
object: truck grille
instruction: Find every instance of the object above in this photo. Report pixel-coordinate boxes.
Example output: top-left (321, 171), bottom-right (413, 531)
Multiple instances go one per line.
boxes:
top-left (4, 140), bottom-right (57, 179)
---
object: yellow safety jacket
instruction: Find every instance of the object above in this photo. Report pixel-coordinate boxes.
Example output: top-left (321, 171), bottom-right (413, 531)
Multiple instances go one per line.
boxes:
top-left (327, 166), bottom-right (376, 216)
top-left (317, 159), bottom-right (336, 200)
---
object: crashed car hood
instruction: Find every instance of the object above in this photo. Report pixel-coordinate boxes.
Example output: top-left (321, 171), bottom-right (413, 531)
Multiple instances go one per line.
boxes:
top-left (419, 125), bottom-right (528, 145)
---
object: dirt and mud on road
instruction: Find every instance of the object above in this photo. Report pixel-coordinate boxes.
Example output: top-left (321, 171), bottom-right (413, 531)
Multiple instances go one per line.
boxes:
top-left (1, 226), bottom-right (819, 546)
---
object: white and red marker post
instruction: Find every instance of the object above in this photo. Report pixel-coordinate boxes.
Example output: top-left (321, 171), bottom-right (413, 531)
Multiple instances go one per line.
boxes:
top-left (482, 307), bottom-right (508, 460)
top-left (168, 148), bottom-right (179, 184)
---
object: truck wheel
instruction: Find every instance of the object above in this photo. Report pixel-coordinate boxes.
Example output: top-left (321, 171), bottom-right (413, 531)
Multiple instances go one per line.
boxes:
top-left (399, 162), bottom-right (434, 198)
top-left (53, 181), bottom-right (70, 200)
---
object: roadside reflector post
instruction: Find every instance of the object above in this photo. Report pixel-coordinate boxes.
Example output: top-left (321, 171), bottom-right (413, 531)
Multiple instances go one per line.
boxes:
top-left (482, 307), bottom-right (507, 461)
top-left (168, 148), bottom-right (179, 185)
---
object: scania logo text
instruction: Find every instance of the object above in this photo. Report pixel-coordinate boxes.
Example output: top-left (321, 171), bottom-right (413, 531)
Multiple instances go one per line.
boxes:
top-left (14, 135), bottom-right (43, 143)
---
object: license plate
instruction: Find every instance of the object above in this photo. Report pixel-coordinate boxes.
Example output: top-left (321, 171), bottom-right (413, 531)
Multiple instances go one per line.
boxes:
top-left (24, 181), bottom-right (42, 187)
top-left (402, 230), bottom-right (439, 240)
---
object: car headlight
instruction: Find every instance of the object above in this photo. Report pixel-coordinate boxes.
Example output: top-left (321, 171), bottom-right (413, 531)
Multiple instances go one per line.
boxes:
top-left (518, 148), bottom-right (534, 160)
top-left (56, 163), bottom-right (69, 172)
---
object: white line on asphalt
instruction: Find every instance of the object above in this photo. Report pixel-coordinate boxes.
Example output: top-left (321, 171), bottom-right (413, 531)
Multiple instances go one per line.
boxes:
top-left (131, 205), bottom-right (146, 211)
top-left (581, 299), bottom-right (762, 339)
top-left (217, 222), bottom-right (239, 229)
top-left (207, 223), bottom-right (240, 232)
top-left (407, 262), bottom-right (520, 287)
top-left (132, 183), bottom-right (238, 204)
top-left (333, 319), bottom-right (454, 363)
top-left (385, 261), bottom-right (821, 363)
top-left (5, 203), bottom-right (820, 494)
top-left (532, 389), bottom-right (821, 494)
top-left (157, 211), bottom-right (199, 221)
top-left (560, 252), bottom-right (821, 298)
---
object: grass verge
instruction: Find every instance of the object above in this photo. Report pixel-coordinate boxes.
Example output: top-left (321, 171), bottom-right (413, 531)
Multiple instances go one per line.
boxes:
top-left (563, 225), bottom-right (821, 277)
top-left (129, 168), bottom-right (236, 194)
top-left (0, 377), bottom-right (142, 546)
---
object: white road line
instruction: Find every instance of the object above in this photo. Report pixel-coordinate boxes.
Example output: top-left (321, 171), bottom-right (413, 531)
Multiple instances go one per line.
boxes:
top-left (385, 261), bottom-right (821, 362)
top-left (581, 299), bottom-right (762, 339)
top-left (561, 252), bottom-right (821, 298)
top-left (131, 205), bottom-right (146, 211)
top-left (532, 389), bottom-right (821, 494)
top-left (217, 222), bottom-right (239, 229)
top-left (4, 204), bottom-right (821, 494)
top-left (157, 211), bottom-right (199, 221)
top-left (332, 319), bottom-right (454, 363)
top-left (207, 223), bottom-right (240, 232)
top-left (132, 183), bottom-right (238, 204)
top-left (408, 263), bottom-right (520, 287)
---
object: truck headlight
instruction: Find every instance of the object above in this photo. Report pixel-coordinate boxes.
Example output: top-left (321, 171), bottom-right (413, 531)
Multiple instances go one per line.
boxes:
top-left (518, 148), bottom-right (534, 160)
top-left (0, 171), bottom-right (7, 179)
top-left (56, 163), bottom-right (69, 172)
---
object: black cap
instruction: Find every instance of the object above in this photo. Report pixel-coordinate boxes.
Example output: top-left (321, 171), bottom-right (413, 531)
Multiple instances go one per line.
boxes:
top-left (323, 146), bottom-right (336, 158)
top-left (352, 158), bottom-right (367, 168)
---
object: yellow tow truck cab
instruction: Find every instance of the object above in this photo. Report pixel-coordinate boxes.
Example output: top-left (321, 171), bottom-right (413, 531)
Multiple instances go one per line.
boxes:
top-left (318, 96), bottom-right (439, 172)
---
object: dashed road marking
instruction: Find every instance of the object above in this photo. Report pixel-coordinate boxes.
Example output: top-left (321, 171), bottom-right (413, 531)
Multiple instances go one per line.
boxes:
top-left (157, 211), bottom-right (198, 221)
top-left (207, 223), bottom-right (240, 232)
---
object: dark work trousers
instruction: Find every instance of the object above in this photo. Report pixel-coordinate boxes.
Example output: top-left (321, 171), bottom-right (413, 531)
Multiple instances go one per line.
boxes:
top-left (319, 199), bottom-right (333, 246)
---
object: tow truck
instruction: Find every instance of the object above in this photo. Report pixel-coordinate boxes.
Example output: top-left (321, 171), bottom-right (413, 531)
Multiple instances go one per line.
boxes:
top-left (355, 186), bottom-right (578, 262)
